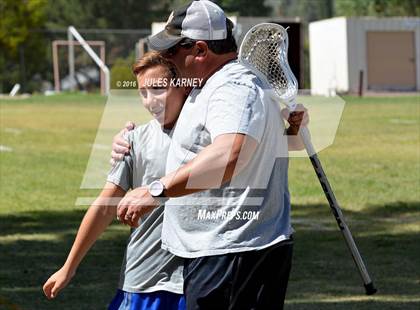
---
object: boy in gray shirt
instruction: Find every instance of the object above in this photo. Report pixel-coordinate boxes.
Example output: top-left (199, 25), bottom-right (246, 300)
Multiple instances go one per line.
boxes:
top-left (43, 52), bottom-right (189, 310)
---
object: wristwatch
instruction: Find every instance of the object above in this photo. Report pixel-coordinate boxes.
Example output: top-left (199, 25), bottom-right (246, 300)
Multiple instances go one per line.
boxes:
top-left (148, 180), bottom-right (167, 198)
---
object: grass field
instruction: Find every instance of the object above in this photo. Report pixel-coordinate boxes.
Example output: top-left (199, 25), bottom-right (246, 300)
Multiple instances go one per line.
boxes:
top-left (0, 93), bottom-right (419, 309)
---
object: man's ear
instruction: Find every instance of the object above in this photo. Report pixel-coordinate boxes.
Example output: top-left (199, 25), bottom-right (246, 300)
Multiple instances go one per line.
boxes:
top-left (195, 41), bottom-right (208, 60)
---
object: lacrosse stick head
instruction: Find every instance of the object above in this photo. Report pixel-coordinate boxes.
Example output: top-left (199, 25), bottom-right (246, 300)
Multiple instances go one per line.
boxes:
top-left (238, 23), bottom-right (298, 109)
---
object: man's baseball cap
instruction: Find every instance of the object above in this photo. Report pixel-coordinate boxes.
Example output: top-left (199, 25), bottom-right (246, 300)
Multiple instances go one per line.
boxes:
top-left (148, 0), bottom-right (233, 51)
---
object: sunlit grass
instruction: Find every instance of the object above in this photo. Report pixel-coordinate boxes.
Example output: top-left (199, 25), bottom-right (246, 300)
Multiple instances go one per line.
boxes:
top-left (0, 93), bottom-right (419, 309)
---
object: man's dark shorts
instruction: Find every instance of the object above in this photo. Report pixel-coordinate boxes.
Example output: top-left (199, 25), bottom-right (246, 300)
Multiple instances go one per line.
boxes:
top-left (183, 238), bottom-right (293, 310)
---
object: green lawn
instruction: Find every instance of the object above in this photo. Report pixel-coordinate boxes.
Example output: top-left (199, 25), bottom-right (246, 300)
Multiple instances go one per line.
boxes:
top-left (0, 93), bottom-right (419, 309)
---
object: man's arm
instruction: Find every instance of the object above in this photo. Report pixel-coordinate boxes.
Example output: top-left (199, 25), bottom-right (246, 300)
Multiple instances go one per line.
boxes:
top-left (116, 133), bottom-right (258, 226)
top-left (43, 183), bottom-right (126, 299)
top-left (110, 121), bottom-right (136, 165)
top-left (162, 133), bottom-right (257, 196)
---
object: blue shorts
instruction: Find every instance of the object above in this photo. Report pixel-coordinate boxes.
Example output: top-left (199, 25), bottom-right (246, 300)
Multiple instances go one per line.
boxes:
top-left (108, 289), bottom-right (186, 310)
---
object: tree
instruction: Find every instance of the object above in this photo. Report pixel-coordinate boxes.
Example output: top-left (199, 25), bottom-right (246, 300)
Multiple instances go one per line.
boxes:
top-left (169, 0), bottom-right (271, 16)
top-left (274, 0), bottom-right (334, 22)
top-left (216, 0), bottom-right (271, 16)
top-left (0, 0), bottom-right (48, 92)
top-left (44, 0), bottom-right (172, 29)
top-left (0, 0), bottom-right (174, 93)
top-left (335, 0), bottom-right (420, 17)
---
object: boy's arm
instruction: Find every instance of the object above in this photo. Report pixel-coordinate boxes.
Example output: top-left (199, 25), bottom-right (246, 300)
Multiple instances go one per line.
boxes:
top-left (43, 183), bottom-right (126, 299)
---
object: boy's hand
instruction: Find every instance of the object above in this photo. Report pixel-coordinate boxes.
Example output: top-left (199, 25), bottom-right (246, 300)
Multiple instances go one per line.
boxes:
top-left (43, 267), bottom-right (75, 299)
top-left (110, 121), bottom-right (136, 166)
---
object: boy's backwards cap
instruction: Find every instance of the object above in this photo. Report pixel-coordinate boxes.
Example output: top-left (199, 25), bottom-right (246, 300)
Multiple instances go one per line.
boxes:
top-left (148, 0), bottom-right (232, 51)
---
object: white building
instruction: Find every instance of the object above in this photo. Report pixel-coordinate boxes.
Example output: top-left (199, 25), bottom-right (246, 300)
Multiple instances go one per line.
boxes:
top-left (309, 17), bottom-right (420, 95)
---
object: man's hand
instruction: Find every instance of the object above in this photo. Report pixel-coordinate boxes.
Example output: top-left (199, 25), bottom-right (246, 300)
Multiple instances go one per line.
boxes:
top-left (117, 187), bottom-right (159, 227)
top-left (281, 104), bottom-right (309, 151)
top-left (110, 121), bottom-right (136, 166)
top-left (43, 267), bottom-right (75, 299)
top-left (281, 104), bottom-right (309, 135)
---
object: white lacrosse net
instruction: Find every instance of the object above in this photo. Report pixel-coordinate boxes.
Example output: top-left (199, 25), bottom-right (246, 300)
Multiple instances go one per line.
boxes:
top-left (239, 23), bottom-right (345, 158)
top-left (239, 23), bottom-right (298, 105)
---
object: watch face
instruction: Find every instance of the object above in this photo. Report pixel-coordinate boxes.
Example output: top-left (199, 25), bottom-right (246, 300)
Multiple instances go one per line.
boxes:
top-left (149, 181), bottom-right (164, 197)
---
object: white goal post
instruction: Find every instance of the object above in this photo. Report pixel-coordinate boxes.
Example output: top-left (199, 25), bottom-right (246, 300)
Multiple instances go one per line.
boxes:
top-left (52, 40), bottom-right (106, 94)
top-left (66, 26), bottom-right (110, 96)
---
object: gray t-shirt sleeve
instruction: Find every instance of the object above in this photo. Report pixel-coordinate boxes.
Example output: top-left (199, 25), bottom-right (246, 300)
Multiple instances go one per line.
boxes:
top-left (206, 82), bottom-right (265, 142)
top-left (107, 132), bottom-right (134, 191)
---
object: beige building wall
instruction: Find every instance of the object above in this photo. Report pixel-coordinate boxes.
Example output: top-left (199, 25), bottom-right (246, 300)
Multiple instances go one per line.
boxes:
top-left (310, 17), bottom-right (420, 94)
top-left (366, 31), bottom-right (416, 90)
top-left (346, 17), bottom-right (420, 93)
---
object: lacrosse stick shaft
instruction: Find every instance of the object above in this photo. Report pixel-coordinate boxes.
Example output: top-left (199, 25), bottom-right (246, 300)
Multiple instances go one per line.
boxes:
top-left (238, 22), bottom-right (376, 295)
top-left (299, 126), bottom-right (377, 295)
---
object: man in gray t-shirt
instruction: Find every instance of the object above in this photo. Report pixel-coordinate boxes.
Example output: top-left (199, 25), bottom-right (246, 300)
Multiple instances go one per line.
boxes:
top-left (160, 59), bottom-right (293, 257)
top-left (114, 1), bottom-right (308, 309)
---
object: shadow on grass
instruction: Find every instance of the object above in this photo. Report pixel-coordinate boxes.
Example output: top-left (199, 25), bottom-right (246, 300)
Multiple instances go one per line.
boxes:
top-left (0, 202), bottom-right (419, 309)
top-left (0, 209), bottom-right (129, 310)
top-left (288, 201), bottom-right (420, 309)
top-left (285, 300), bottom-right (420, 310)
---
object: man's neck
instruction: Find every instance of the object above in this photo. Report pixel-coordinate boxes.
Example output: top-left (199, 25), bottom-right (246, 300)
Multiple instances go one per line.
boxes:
top-left (200, 52), bottom-right (237, 86)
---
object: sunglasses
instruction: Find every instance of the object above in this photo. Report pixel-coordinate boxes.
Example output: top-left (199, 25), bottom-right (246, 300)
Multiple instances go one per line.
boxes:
top-left (163, 39), bottom-right (196, 57)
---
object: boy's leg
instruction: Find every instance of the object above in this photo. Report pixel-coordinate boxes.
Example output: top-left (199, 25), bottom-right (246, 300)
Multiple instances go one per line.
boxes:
top-left (108, 289), bottom-right (125, 310)
top-left (108, 290), bottom-right (185, 310)
top-left (183, 239), bottom-right (293, 310)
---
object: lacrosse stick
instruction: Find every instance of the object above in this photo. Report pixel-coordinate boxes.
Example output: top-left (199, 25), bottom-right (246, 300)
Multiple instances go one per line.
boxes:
top-left (239, 23), bottom-right (377, 295)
